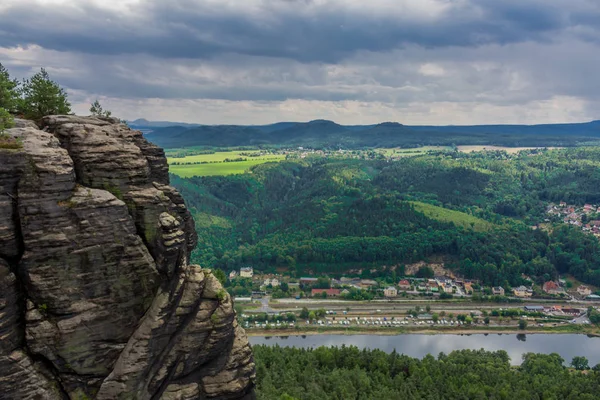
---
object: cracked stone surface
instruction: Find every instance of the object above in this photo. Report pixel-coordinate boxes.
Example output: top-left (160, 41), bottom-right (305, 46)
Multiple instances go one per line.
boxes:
top-left (0, 117), bottom-right (255, 399)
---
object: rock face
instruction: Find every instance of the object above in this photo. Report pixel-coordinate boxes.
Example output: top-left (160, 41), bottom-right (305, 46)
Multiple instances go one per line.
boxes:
top-left (0, 116), bottom-right (255, 399)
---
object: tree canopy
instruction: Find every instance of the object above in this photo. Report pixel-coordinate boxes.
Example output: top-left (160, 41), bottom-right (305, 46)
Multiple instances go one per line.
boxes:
top-left (254, 345), bottom-right (600, 399)
top-left (18, 68), bottom-right (71, 121)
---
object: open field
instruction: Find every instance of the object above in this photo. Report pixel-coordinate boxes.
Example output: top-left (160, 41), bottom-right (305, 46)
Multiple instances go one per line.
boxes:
top-left (167, 151), bottom-right (286, 177)
top-left (169, 158), bottom-right (284, 177)
top-left (378, 146), bottom-right (450, 156)
top-left (378, 146), bottom-right (560, 157)
top-left (409, 201), bottom-right (493, 231)
top-left (168, 150), bottom-right (255, 163)
top-left (456, 145), bottom-right (561, 153)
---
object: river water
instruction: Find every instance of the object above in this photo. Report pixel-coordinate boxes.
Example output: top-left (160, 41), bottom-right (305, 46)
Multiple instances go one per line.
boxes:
top-left (249, 334), bottom-right (600, 365)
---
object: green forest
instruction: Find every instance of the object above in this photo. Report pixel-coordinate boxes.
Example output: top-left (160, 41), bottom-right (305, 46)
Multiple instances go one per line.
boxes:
top-left (171, 147), bottom-right (600, 287)
top-left (253, 345), bottom-right (600, 400)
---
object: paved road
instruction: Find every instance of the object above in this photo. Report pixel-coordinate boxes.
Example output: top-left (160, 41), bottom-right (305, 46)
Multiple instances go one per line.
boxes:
top-left (259, 296), bottom-right (276, 313)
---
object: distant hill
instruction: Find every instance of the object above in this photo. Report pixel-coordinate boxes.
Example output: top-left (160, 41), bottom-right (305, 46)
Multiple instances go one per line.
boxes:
top-left (142, 118), bottom-right (600, 149)
top-left (128, 118), bottom-right (203, 129)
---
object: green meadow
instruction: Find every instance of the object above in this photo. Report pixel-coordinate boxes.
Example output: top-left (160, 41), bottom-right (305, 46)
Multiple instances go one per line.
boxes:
top-left (168, 151), bottom-right (285, 177)
top-left (409, 201), bottom-right (493, 232)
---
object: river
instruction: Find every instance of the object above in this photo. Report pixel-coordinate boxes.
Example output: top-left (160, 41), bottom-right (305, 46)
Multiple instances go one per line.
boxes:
top-left (249, 334), bottom-right (600, 365)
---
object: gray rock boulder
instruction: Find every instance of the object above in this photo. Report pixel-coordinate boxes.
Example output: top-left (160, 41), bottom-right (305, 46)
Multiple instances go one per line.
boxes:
top-left (0, 116), bottom-right (255, 399)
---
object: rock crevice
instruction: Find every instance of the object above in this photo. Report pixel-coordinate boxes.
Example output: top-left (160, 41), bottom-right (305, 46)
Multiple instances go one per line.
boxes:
top-left (0, 116), bottom-right (255, 399)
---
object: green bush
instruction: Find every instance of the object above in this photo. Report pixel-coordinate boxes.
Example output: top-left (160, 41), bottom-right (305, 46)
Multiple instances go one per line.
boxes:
top-left (216, 289), bottom-right (227, 302)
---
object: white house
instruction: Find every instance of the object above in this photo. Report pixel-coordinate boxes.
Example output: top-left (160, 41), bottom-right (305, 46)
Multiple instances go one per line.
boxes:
top-left (240, 266), bottom-right (253, 278)
top-left (383, 286), bottom-right (398, 298)
top-left (263, 278), bottom-right (280, 287)
top-left (577, 285), bottom-right (592, 297)
top-left (229, 271), bottom-right (238, 280)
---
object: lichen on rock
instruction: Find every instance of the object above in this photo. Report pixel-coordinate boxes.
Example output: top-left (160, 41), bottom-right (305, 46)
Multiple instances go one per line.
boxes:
top-left (0, 116), bottom-right (255, 399)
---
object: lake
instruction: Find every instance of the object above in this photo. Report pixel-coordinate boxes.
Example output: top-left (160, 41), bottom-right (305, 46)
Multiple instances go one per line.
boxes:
top-left (249, 334), bottom-right (600, 365)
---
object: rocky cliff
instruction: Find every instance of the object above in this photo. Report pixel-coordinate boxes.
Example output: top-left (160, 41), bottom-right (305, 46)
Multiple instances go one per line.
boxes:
top-left (0, 116), bottom-right (255, 399)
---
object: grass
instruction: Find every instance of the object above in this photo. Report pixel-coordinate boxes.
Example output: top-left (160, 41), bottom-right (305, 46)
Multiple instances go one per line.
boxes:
top-left (168, 151), bottom-right (286, 177)
top-left (378, 146), bottom-right (450, 157)
top-left (193, 212), bottom-right (232, 229)
top-left (169, 158), bottom-right (284, 177)
top-left (0, 132), bottom-right (22, 149)
top-left (168, 150), bottom-right (252, 163)
top-left (409, 201), bottom-right (493, 232)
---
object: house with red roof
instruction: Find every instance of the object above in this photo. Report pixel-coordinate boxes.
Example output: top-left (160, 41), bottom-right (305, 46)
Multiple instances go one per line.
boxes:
top-left (398, 280), bottom-right (411, 291)
top-left (311, 288), bottom-right (341, 297)
top-left (543, 281), bottom-right (565, 295)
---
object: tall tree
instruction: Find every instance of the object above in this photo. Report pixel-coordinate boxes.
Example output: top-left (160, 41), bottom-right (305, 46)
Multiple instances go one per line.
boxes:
top-left (18, 68), bottom-right (71, 121)
top-left (0, 108), bottom-right (14, 133)
top-left (0, 63), bottom-right (19, 112)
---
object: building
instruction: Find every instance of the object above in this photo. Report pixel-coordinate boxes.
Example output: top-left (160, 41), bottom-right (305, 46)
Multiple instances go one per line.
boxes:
top-left (440, 283), bottom-right (453, 294)
top-left (587, 294), bottom-right (600, 300)
top-left (577, 285), bottom-right (592, 297)
top-left (300, 277), bottom-right (319, 285)
top-left (513, 286), bottom-right (533, 297)
top-left (229, 270), bottom-right (238, 280)
top-left (359, 279), bottom-right (378, 288)
top-left (492, 287), bottom-right (505, 296)
top-left (463, 282), bottom-right (473, 294)
top-left (383, 286), bottom-right (398, 298)
top-left (543, 281), bottom-right (565, 295)
top-left (240, 266), bottom-right (253, 278)
top-left (263, 278), bottom-right (280, 287)
top-left (524, 305), bottom-right (544, 312)
top-left (398, 279), bottom-right (411, 291)
top-left (311, 288), bottom-right (341, 297)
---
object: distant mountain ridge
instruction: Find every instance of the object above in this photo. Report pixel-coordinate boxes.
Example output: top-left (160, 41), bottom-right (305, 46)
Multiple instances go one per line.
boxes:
top-left (141, 118), bottom-right (600, 149)
top-left (128, 118), bottom-right (203, 129)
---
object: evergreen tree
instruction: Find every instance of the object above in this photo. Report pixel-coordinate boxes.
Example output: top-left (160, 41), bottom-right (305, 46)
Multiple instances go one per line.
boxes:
top-left (18, 68), bottom-right (71, 121)
top-left (90, 99), bottom-right (112, 118)
top-left (0, 108), bottom-right (14, 133)
top-left (0, 63), bottom-right (19, 112)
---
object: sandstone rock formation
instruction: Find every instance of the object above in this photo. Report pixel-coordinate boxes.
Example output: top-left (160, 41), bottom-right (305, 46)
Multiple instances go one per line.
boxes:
top-left (0, 116), bottom-right (255, 399)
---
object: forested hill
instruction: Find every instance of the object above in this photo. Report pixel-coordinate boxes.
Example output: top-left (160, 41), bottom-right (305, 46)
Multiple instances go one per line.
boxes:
top-left (145, 119), bottom-right (600, 149)
top-left (254, 346), bottom-right (600, 400)
top-left (171, 148), bottom-right (600, 287)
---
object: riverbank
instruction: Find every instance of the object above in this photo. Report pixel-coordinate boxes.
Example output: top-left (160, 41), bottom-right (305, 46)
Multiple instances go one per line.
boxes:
top-left (246, 324), bottom-right (600, 337)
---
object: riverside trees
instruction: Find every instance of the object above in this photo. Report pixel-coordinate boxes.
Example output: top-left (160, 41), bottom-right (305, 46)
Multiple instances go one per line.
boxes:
top-left (254, 346), bottom-right (600, 399)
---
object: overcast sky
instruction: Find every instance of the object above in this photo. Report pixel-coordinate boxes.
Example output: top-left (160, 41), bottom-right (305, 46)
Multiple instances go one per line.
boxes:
top-left (1, 0), bottom-right (599, 125)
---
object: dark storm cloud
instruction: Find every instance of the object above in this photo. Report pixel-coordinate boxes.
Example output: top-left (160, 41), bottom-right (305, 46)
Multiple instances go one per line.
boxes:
top-left (0, 0), bottom-right (598, 63)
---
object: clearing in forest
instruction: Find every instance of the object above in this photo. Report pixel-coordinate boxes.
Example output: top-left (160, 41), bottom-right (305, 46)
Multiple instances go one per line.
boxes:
top-left (409, 201), bottom-right (493, 232)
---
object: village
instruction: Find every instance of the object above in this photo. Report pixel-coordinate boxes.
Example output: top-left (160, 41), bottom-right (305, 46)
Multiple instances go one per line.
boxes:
top-left (227, 266), bottom-right (598, 302)
top-left (546, 201), bottom-right (600, 238)
top-left (226, 266), bottom-right (600, 333)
